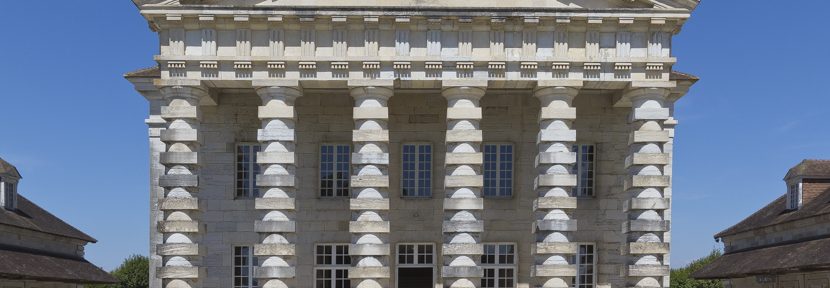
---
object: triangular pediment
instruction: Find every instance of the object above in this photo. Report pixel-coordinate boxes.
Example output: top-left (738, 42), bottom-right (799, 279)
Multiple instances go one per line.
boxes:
top-left (135, 0), bottom-right (698, 11)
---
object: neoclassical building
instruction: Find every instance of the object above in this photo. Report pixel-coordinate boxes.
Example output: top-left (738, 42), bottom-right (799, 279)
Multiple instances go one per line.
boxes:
top-left (126, 1), bottom-right (699, 288)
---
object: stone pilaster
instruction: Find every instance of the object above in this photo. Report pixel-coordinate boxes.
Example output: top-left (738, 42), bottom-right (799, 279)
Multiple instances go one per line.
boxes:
top-left (623, 87), bottom-right (672, 288)
top-left (531, 85), bottom-right (579, 288)
top-left (441, 84), bottom-right (486, 288)
top-left (349, 84), bottom-right (394, 288)
top-left (253, 84), bottom-right (304, 287)
top-left (157, 85), bottom-right (207, 288)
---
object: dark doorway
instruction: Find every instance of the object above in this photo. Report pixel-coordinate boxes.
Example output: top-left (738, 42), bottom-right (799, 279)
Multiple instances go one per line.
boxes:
top-left (397, 267), bottom-right (433, 288)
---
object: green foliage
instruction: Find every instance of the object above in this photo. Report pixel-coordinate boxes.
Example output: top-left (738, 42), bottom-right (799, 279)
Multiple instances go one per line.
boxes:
top-left (671, 249), bottom-right (724, 288)
top-left (88, 255), bottom-right (149, 288)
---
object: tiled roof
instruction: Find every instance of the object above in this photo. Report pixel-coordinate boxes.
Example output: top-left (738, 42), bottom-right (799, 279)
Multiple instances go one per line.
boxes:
top-left (786, 159), bottom-right (830, 180)
top-left (692, 236), bottom-right (830, 279)
top-left (670, 70), bottom-right (699, 82)
top-left (714, 184), bottom-right (830, 238)
top-left (123, 66), bottom-right (160, 78)
top-left (0, 246), bottom-right (116, 284)
top-left (0, 157), bottom-right (21, 179)
top-left (0, 195), bottom-right (96, 243)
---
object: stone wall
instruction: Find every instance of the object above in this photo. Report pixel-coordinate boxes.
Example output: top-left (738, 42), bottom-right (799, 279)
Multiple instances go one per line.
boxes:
top-left (726, 271), bottom-right (830, 288)
top-left (0, 225), bottom-right (84, 258)
top-left (147, 88), bottom-right (651, 288)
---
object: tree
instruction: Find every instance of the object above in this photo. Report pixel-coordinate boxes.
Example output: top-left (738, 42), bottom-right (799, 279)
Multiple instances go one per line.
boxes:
top-left (89, 255), bottom-right (149, 288)
top-left (671, 249), bottom-right (724, 288)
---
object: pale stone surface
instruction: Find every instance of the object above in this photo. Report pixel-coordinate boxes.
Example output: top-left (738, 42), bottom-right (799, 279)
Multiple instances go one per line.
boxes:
top-left (127, 0), bottom-right (700, 287)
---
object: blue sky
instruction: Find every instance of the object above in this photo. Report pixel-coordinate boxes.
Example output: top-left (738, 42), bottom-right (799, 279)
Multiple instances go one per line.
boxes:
top-left (0, 1), bottom-right (827, 270)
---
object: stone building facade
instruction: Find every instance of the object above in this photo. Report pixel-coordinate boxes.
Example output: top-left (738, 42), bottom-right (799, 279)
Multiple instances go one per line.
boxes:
top-left (693, 160), bottom-right (830, 288)
top-left (126, 1), bottom-right (699, 288)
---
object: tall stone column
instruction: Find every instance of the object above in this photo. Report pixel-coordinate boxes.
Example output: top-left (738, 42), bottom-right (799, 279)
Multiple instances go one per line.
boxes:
top-left (623, 88), bottom-right (672, 288)
top-left (441, 84), bottom-right (486, 288)
top-left (531, 86), bottom-right (579, 288)
top-left (349, 84), bottom-right (394, 288)
top-left (253, 84), bottom-right (303, 287)
top-left (157, 85), bottom-right (207, 288)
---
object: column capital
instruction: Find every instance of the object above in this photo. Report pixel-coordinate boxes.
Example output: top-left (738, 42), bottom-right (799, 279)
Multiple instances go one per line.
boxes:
top-left (255, 86), bottom-right (303, 104)
top-left (441, 82), bottom-right (486, 101)
top-left (533, 85), bottom-right (580, 101)
top-left (158, 85), bottom-right (209, 102)
top-left (349, 85), bottom-right (394, 100)
top-left (615, 83), bottom-right (675, 107)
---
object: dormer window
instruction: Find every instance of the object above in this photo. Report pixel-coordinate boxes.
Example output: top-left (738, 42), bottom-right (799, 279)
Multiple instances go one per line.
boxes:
top-left (787, 182), bottom-right (801, 210)
top-left (1, 178), bottom-right (17, 210)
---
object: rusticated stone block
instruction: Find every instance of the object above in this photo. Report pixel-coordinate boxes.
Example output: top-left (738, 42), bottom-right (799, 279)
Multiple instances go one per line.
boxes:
top-left (632, 107), bottom-right (670, 121)
top-left (160, 129), bottom-right (198, 142)
top-left (534, 196), bottom-right (577, 210)
top-left (624, 175), bottom-right (670, 190)
top-left (348, 267), bottom-right (390, 279)
top-left (258, 105), bottom-right (295, 119)
top-left (254, 266), bottom-right (296, 279)
top-left (353, 107), bottom-right (389, 119)
top-left (353, 130), bottom-right (389, 142)
top-left (443, 198), bottom-right (483, 210)
top-left (255, 198), bottom-right (295, 210)
top-left (254, 220), bottom-right (296, 233)
top-left (538, 129), bottom-right (576, 142)
top-left (445, 175), bottom-right (484, 188)
top-left (157, 267), bottom-right (200, 279)
top-left (350, 198), bottom-right (390, 210)
top-left (446, 107), bottom-right (482, 120)
top-left (629, 130), bottom-right (670, 144)
top-left (628, 242), bottom-right (670, 255)
top-left (349, 244), bottom-right (390, 256)
top-left (159, 175), bottom-right (198, 188)
top-left (254, 244), bottom-right (296, 256)
top-left (441, 266), bottom-right (483, 278)
top-left (623, 220), bottom-right (669, 233)
top-left (257, 152), bottom-right (295, 164)
top-left (626, 264), bottom-right (670, 277)
top-left (161, 105), bottom-right (199, 119)
top-left (160, 152), bottom-right (198, 165)
top-left (445, 130), bottom-right (483, 142)
top-left (445, 153), bottom-right (483, 165)
top-left (535, 174), bottom-right (577, 188)
top-left (531, 264), bottom-right (576, 277)
top-left (350, 175), bottom-right (389, 188)
top-left (535, 242), bottom-right (578, 254)
top-left (158, 221), bottom-right (199, 233)
top-left (442, 243), bottom-right (483, 255)
top-left (442, 220), bottom-right (483, 233)
top-left (352, 152), bottom-right (389, 165)
top-left (257, 175), bottom-right (295, 187)
top-left (536, 151), bottom-right (576, 166)
top-left (258, 128), bottom-right (295, 142)
top-left (349, 221), bottom-right (390, 233)
top-left (159, 197), bottom-right (199, 210)
top-left (539, 107), bottom-right (576, 120)
top-left (535, 219), bottom-right (577, 232)
top-left (625, 153), bottom-right (670, 167)
top-left (157, 243), bottom-right (200, 256)
top-left (625, 198), bottom-right (670, 211)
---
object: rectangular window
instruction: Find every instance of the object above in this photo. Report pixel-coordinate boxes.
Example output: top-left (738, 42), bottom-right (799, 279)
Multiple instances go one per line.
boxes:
top-left (236, 144), bottom-right (261, 198)
top-left (320, 144), bottom-right (352, 197)
top-left (483, 144), bottom-right (514, 197)
top-left (481, 243), bottom-right (516, 288)
top-left (572, 144), bottom-right (596, 197)
top-left (398, 243), bottom-right (434, 265)
top-left (402, 143), bottom-right (432, 197)
top-left (233, 246), bottom-right (257, 288)
top-left (788, 183), bottom-right (800, 210)
top-left (575, 244), bottom-right (596, 288)
top-left (315, 244), bottom-right (351, 288)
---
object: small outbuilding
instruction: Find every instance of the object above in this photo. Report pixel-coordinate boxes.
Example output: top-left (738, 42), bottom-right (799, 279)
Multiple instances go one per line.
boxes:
top-left (0, 157), bottom-right (117, 287)
top-left (693, 160), bottom-right (830, 287)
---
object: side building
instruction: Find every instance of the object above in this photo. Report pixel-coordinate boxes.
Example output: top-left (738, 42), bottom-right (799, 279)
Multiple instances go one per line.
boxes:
top-left (693, 160), bottom-right (830, 287)
top-left (126, 1), bottom-right (700, 288)
top-left (0, 157), bottom-right (117, 287)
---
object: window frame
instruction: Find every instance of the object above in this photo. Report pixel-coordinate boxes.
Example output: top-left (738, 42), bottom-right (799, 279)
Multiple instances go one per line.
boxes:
top-left (400, 143), bottom-right (433, 198)
top-left (572, 143), bottom-right (597, 198)
top-left (788, 181), bottom-right (801, 210)
top-left (480, 242), bottom-right (517, 288)
top-left (314, 243), bottom-right (352, 288)
top-left (574, 243), bottom-right (597, 288)
top-left (232, 245), bottom-right (258, 288)
top-left (318, 143), bottom-right (353, 198)
top-left (235, 143), bottom-right (262, 199)
top-left (1, 179), bottom-right (17, 210)
top-left (396, 243), bottom-right (436, 288)
top-left (483, 143), bottom-right (515, 198)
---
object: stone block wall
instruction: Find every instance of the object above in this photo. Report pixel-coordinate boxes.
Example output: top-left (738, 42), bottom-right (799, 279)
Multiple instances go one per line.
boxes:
top-left (148, 89), bottom-right (654, 288)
